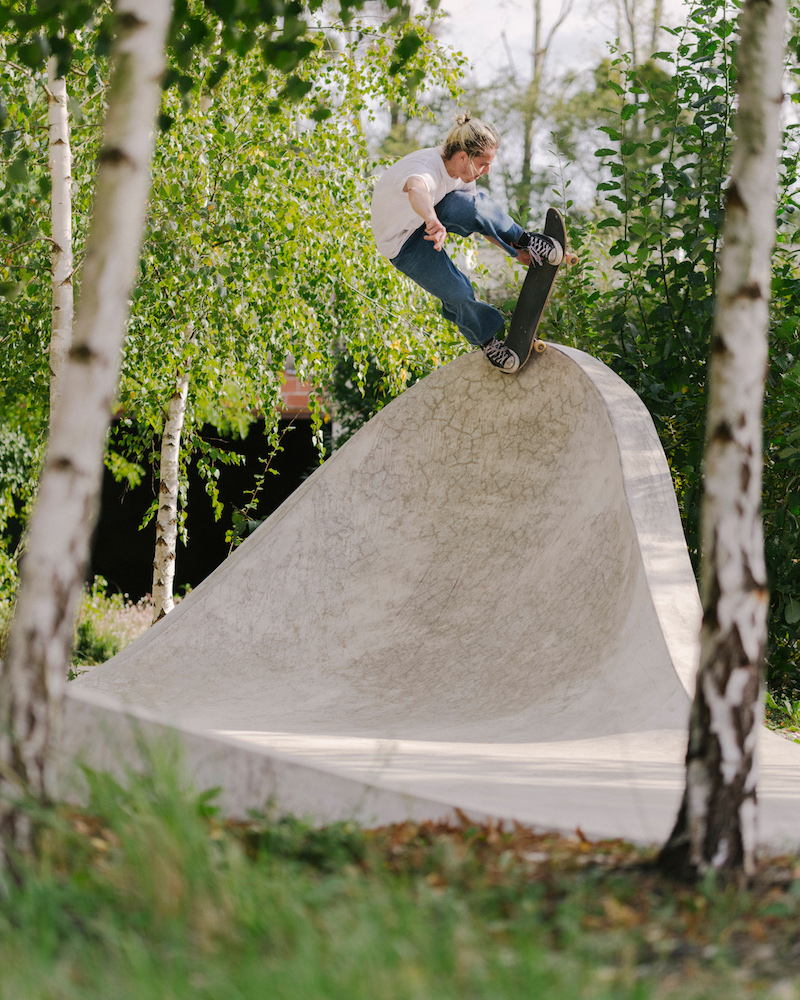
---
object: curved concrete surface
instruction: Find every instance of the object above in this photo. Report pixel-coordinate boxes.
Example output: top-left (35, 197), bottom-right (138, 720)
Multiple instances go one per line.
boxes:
top-left (62, 346), bottom-right (800, 846)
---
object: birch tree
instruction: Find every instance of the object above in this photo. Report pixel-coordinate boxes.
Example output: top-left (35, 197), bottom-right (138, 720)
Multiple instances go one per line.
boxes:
top-left (46, 56), bottom-right (74, 421)
top-left (151, 364), bottom-right (190, 623)
top-left (0, 0), bottom-right (173, 863)
top-left (658, 0), bottom-right (786, 878)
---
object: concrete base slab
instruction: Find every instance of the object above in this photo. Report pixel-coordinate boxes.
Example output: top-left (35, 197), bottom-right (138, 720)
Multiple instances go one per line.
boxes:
top-left (63, 345), bottom-right (800, 848)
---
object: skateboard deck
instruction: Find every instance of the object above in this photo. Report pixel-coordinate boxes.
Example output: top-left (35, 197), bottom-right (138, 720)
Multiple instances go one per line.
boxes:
top-left (504, 207), bottom-right (577, 371)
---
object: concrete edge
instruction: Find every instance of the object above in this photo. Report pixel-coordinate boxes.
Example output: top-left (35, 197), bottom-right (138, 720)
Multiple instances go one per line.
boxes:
top-left (58, 687), bottom-right (485, 828)
top-left (551, 344), bottom-right (701, 695)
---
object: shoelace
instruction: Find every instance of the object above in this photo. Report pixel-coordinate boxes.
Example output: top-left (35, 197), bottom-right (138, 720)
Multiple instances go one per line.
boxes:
top-left (526, 234), bottom-right (554, 265)
top-left (483, 339), bottom-right (514, 366)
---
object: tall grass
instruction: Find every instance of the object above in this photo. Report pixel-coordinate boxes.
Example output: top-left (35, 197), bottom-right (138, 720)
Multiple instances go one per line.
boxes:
top-left (2, 747), bottom-right (799, 999)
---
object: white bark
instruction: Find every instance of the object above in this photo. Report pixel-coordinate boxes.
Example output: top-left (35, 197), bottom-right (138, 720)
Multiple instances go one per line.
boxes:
top-left (151, 368), bottom-right (190, 623)
top-left (47, 58), bottom-right (73, 421)
top-left (0, 0), bottom-right (173, 861)
top-left (660, 0), bottom-right (785, 878)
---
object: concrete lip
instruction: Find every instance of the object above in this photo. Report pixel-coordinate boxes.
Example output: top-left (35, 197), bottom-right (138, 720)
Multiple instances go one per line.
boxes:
top-left (63, 345), bottom-right (800, 847)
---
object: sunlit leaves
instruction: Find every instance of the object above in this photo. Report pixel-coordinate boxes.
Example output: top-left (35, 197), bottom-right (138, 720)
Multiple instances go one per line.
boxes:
top-left (111, 8), bottom-right (465, 547)
top-left (585, 0), bottom-right (800, 689)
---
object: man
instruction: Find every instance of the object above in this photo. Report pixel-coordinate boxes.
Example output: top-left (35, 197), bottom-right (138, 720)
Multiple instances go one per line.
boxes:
top-left (371, 113), bottom-right (563, 373)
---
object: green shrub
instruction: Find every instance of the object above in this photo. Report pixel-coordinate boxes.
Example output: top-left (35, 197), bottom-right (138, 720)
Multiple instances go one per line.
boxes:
top-left (73, 617), bottom-right (121, 666)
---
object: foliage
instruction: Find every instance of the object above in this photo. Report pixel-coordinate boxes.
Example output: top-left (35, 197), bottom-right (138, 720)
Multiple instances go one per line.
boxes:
top-left (1, 0), bottom-right (797, 695)
top-left (4, 755), bottom-right (800, 997)
top-left (69, 577), bottom-right (155, 672)
top-left (323, 348), bottom-right (429, 450)
top-left (111, 10), bottom-right (467, 549)
top-left (589, 1), bottom-right (735, 551)
top-left (0, 424), bottom-right (38, 595)
top-left (0, 0), bottom-right (439, 105)
top-left (0, 8), bottom-right (108, 372)
top-left (560, 0), bottom-right (800, 689)
top-left (764, 57), bottom-right (800, 688)
top-left (0, 4), bottom-right (467, 586)
top-left (765, 688), bottom-right (800, 738)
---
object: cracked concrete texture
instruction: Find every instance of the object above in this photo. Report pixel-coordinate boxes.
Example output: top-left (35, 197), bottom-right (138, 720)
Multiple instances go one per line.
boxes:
top-left (62, 345), bottom-right (800, 846)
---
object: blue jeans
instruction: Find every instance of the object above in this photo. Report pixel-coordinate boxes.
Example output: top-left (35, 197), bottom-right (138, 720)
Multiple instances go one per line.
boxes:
top-left (390, 190), bottom-right (525, 347)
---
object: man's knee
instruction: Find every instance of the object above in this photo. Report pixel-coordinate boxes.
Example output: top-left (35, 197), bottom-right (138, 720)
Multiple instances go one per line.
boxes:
top-left (435, 190), bottom-right (477, 231)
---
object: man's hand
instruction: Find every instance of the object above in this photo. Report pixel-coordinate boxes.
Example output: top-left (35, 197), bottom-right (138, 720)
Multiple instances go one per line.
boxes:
top-left (424, 216), bottom-right (447, 251)
top-left (404, 176), bottom-right (447, 251)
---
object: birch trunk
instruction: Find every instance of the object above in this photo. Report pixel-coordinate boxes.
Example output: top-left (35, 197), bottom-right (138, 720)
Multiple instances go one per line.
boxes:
top-left (0, 0), bottom-right (173, 864)
top-left (47, 58), bottom-right (73, 421)
top-left (659, 0), bottom-right (785, 879)
top-left (151, 369), bottom-right (190, 623)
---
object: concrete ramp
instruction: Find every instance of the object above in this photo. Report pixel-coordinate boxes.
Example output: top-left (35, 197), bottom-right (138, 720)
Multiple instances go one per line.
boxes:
top-left (63, 346), bottom-right (800, 846)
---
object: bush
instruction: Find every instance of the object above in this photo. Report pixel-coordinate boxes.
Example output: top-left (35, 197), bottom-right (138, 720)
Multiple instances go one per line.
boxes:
top-left (70, 576), bottom-right (155, 671)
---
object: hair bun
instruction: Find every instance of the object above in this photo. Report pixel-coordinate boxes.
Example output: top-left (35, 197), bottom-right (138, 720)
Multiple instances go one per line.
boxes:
top-left (440, 113), bottom-right (499, 159)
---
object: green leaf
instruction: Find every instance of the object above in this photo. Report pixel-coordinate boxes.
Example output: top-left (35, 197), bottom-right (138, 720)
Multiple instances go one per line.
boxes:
top-left (392, 32), bottom-right (424, 65)
top-left (8, 152), bottom-right (29, 185)
top-left (207, 57), bottom-right (230, 91)
top-left (18, 35), bottom-right (48, 68)
top-left (280, 76), bottom-right (313, 103)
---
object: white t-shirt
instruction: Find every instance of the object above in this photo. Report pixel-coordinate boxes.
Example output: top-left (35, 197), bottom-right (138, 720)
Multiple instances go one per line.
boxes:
top-left (370, 147), bottom-right (477, 259)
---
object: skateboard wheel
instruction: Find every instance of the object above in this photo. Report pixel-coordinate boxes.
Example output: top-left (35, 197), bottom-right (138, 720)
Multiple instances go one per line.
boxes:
top-left (534, 340), bottom-right (547, 353)
top-left (565, 253), bottom-right (579, 266)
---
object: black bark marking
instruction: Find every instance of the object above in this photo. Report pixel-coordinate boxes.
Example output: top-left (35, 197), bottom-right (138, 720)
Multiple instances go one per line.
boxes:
top-left (726, 181), bottom-right (745, 210)
top-left (69, 343), bottom-right (98, 363)
top-left (738, 282), bottom-right (762, 300)
top-left (740, 462), bottom-right (752, 494)
top-left (711, 334), bottom-right (729, 357)
top-left (712, 420), bottom-right (734, 443)
top-left (98, 146), bottom-right (135, 168)
top-left (117, 12), bottom-right (145, 31)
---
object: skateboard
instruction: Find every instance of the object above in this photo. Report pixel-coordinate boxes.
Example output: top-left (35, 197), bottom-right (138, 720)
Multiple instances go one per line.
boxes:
top-left (504, 207), bottom-right (578, 371)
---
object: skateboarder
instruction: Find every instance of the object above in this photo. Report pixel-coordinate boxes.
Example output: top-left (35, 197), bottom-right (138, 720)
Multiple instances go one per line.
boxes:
top-left (370, 112), bottom-right (563, 373)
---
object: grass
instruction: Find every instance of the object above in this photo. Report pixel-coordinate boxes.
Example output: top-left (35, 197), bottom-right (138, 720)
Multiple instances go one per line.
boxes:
top-left (2, 751), bottom-right (800, 1000)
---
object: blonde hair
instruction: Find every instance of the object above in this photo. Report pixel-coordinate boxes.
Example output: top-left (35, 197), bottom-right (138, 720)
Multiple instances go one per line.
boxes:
top-left (440, 112), bottom-right (499, 160)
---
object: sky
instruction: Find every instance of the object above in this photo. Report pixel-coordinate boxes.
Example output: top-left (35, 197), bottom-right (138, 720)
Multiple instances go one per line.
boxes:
top-left (435, 0), bottom-right (619, 81)
top-left (432, 0), bottom-right (685, 82)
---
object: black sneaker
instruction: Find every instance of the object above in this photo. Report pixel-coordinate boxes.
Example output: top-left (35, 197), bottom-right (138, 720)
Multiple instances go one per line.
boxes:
top-left (513, 231), bottom-right (564, 265)
top-left (482, 336), bottom-right (520, 374)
